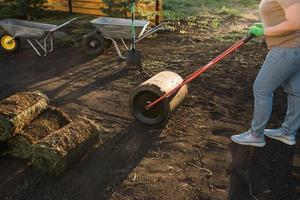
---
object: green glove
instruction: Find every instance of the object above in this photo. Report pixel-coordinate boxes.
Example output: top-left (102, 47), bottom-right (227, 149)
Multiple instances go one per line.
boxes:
top-left (249, 23), bottom-right (264, 37)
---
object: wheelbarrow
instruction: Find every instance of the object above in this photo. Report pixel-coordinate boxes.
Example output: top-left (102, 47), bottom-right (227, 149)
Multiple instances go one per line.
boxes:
top-left (0, 18), bottom-right (77, 56)
top-left (83, 17), bottom-right (165, 59)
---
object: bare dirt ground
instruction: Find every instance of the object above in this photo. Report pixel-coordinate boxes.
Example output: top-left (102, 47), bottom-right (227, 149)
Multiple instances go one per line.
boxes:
top-left (0, 11), bottom-right (300, 200)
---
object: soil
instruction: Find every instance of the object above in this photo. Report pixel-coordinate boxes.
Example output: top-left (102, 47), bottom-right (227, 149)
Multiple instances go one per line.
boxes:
top-left (0, 11), bottom-right (299, 200)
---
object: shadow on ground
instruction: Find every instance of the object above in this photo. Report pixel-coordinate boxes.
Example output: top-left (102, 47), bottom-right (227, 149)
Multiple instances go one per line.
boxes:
top-left (0, 47), bottom-right (97, 100)
top-left (0, 122), bottom-right (162, 200)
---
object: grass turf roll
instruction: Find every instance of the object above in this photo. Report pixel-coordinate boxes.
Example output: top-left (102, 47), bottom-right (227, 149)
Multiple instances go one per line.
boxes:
top-left (32, 117), bottom-right (101, 174)
top-left (8, 107), bottom-right (71, 159)
top-left (0, 92), bottom-right (48, 141)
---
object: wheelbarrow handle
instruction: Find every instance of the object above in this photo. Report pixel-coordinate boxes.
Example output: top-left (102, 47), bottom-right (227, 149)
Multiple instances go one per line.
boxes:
top-left (50, 17), bottom-right (78, 32)
top-left (145, 33), bottom-right (255, 110)
top-left (136, 22), bottom-right (166, 43)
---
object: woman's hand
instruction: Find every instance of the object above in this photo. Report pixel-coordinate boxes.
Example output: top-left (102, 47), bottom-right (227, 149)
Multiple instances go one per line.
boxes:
top-left (249, 23), bottom-right (264, 37)
top-left (264, 3), bottom-right (300, 36)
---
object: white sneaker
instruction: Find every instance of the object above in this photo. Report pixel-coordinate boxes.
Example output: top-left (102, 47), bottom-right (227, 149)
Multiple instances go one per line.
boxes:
top-left (231, 130), bottom-right (266, 147)
top-left (264, 129), bottom-right (296, 145)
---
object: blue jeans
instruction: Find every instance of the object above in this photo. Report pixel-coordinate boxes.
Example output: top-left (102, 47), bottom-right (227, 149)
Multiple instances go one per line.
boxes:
top-left (251, 47), bottom-right (300, 136)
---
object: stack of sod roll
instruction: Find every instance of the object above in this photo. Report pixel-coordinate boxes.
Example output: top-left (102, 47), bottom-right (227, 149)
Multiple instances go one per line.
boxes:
top-left (8, 106), bottom-right (71, 159)
top-left (0, 92), bottom-right (101, 174)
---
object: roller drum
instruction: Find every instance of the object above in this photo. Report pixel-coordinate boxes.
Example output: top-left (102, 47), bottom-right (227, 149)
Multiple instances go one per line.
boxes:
top-left (130, 71), bottom-right (188, 126)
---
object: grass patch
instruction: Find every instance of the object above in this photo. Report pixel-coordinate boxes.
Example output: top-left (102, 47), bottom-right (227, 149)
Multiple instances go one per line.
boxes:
top-left (163, 0), bottom-right (258, 19)
top-left (216, 6), bottom-right (242, 17)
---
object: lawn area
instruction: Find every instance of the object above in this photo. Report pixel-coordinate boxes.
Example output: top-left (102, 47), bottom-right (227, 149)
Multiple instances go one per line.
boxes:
top-left (1, 0), bottom-right (300, 200)
top-left (163, 0), bottom-right (258, 19)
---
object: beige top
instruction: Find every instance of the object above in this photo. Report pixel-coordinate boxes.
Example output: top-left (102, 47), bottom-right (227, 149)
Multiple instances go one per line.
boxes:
top-left (259, 0), bottom-right (300, 48)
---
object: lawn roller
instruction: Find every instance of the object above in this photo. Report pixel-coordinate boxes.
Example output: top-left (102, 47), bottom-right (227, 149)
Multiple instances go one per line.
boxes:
top-left (129, 34), bottom-right (255, 126)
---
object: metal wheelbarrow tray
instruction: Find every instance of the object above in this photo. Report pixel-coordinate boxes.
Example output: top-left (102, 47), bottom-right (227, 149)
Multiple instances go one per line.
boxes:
top-left (83, 17), bottom-right (165, 59)
top-left (0, 18), bottom-right (76, 56)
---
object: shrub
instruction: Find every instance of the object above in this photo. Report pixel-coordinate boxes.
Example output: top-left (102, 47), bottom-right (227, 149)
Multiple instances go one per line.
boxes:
top-left (101, 0), bottom-right (159, 20)
top-left (101, 0), bottom-right (129, 18)
top-left (0, 0), bottom-right (47, 19)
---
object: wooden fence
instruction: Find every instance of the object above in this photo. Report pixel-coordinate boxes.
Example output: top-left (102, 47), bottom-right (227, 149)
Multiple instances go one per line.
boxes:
top-left (47, 0), bottom-right (163, 24)
top-left (47, 0), bottom-right (107, 15)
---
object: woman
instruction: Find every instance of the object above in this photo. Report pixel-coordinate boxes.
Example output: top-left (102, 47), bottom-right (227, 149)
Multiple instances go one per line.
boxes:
top-left (231, 0), bottom-right (300, 147)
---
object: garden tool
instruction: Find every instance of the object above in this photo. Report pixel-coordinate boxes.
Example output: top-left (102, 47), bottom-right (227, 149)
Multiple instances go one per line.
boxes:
top-left (126, 0), bottom-right (142, 69)
top-left (130, 33), bottom-right (255, 126)
top-left (145, 34), bottom-right (255, 110)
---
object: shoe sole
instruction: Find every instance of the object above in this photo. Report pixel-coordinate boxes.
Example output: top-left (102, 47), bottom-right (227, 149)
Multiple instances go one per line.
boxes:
top-left (231, 139), bottom-right (266, 147)
top-left (264, 134), bottom-right (296, 145)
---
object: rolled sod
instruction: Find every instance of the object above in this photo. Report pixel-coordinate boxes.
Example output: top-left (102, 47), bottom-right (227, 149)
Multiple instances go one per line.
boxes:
top-left (32, 117), bottom-right (101, 174)
top-left (8, 107), bottom-right (71, 159)
top-left (0, 92), bottom-right (48, 141)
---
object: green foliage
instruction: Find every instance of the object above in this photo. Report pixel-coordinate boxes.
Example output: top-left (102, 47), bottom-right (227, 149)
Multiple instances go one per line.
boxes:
top-left (101, 0), bottom-right (129, 18)
top-left (136, 0), bottom-right (160, 20)
top-left (216, 6), bottom-right (241, 17)
top-left (101, 0), bottom-right (158, 19)
top-left (163, 0), bottom-right (258, 19)
top-left (0, 0), bottom-right (47, 19)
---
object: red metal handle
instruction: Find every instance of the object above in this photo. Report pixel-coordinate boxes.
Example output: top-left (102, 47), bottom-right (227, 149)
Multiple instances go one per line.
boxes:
top-left (145, 34), bottom-right (255, 110)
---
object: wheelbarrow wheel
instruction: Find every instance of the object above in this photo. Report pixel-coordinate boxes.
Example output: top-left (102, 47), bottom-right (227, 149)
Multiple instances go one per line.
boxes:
top-left (105, 39), bottom-right (112, 49)
top-left (0, 34), bottom-right (20, 53)
top-left (83, 32), bottom-right (106, 56)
